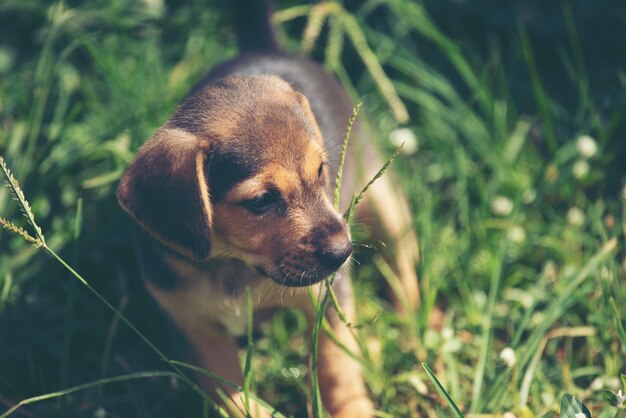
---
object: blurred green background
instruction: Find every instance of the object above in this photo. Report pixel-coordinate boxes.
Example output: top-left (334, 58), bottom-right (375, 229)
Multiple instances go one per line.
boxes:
top-left (0, 1), bottom-right (625, 417)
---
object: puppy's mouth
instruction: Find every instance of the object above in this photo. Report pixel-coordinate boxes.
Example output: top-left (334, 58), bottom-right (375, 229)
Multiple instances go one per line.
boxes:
top-left (254, 264), bottom-right (338, 287)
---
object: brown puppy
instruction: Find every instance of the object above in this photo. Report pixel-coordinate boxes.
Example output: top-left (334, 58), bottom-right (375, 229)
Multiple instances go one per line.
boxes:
top-left (117, 1), bottom-right (419, 417)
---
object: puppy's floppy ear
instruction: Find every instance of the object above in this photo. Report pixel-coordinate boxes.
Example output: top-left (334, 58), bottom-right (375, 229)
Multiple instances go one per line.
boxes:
top-left (117, 128), bottom-right (213, 261)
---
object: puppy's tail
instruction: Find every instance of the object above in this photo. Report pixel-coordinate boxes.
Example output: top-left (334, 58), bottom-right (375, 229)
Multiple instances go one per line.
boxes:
top-left (231, 0), bottom-right (280, 52)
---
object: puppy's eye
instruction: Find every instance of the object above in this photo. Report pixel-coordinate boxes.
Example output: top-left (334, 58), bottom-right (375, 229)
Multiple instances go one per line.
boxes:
top-left (317, 162), bottom-right (325, 183)
top-left (241, 192), bottom-right (278, 214)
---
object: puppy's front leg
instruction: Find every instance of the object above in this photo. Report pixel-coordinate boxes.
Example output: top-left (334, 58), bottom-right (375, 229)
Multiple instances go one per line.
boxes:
top-left (148, 284), bottom-right (271, 418)
top-left (313, 278), bottom-right (374, 418)
top-left (186, 326), bottom-right (272, 418)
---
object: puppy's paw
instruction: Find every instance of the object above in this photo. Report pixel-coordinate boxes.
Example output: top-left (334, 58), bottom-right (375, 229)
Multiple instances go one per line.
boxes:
top-left (329, 397), bottom-right (375, 418)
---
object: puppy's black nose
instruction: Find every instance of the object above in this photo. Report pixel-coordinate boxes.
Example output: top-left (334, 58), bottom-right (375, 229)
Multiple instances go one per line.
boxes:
top-left (316, 239), bottom-right (353, 270)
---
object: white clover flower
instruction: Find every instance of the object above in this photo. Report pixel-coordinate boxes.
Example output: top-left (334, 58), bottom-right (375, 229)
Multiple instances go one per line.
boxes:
top-left (576, 135), bottom-right (598, 158)
top-left (388, 128), bottom-right (418, 155)
top-left (473, 291), bottom-right (487, 309)
top-left (563, 264), bottom-right (577, 278)
top-left (94, 408), bottom-right (107, 418)
top-left (567, 207), bottom-right (585, 226)
top-left (522, 189), bottom-right (537, 204)
top-left (590, 377), bottom-right (604, 391)
top-left (0, 48), bottom-right (14, 73)
top-left (572, 160), bottom-right (590, 179)
top-left (607, 376), bottom-right (621, 390)
top-left (408, 374), bottom-right (428, 395)
top-left (491, 196), bottom-right (513, 216)
top-left (441, 327), bottom-right (454, 340)
top-left (140, 0), bottom-right (164, 16)
top-left (507, 226), bottom-right (526, 243)
top-left (500, 347), bottom-right (516, 367)
top-left (60, 65), bottom-right (80, 93)
top-left (442, 338), bottom-right (462, 354)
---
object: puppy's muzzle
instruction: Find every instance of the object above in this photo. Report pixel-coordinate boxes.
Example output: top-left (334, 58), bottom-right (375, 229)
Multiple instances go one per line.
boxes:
top-left (266, 217), bottom-right (353, 287)
top-left (315, 236), bottom-right (353, 271)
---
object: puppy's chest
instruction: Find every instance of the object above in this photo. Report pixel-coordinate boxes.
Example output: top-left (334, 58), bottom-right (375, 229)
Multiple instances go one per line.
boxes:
top-left (145, 255), bottom-right (299, 336)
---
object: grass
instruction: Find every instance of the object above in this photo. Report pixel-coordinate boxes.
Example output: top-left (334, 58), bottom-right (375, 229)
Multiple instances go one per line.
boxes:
top-left (1, 0), bottom-right (625, 417)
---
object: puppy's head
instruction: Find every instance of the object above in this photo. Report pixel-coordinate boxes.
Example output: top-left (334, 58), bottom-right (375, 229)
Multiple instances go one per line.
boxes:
top-left (117, 75), bottom-right (351, 286)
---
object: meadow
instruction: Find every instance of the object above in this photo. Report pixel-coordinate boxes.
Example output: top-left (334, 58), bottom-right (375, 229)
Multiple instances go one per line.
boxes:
top-left (0, 0), bottom-right (625, 417)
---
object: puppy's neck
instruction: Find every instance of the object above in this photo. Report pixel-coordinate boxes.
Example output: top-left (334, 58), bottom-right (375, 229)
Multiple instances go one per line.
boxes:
top-left (134, 225), bottom-right (262, 294)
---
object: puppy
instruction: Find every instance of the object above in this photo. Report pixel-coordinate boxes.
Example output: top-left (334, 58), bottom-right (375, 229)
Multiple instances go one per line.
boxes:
top-left (117, 1), bottom-right (420, 416)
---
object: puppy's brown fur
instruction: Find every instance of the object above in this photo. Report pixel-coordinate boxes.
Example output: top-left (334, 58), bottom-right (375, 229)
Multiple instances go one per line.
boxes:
top-left (117, 4), bottom-right (420, 417)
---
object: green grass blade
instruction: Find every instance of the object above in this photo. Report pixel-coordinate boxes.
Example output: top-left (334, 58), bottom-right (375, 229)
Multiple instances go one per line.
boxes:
top-left (0, 371), bottom-right (177, 418)
top-left (610, 297), bottom-right (626, 357)
top-left (18, 2), bottom-right (60, 179)
top-left (0, 273), bottom-right (12, 314)
top-left (273, 5), bottom-right (314, 23)
top-left (324, 278), bottom-right (351, 326)
top-left (518, 23), bottom-right (558, 154)
top-left (311, 283), bottom-right (330, 418)
top-left (324, 14), bottom-right (344, 71)
top-left (334, 103), bottom-right (361, 210)
top-left (422, 363), bottom-right (464, 418)
top-left (343, 144), bottom-right (403, 222)
top-left (173, 361), bottom-right (288, 418)
top-left (471, 239), bottom-right (508, 412)
top-left (243, 287), bottom-right (254, 417)
top-left (560, 394), bottom-right (592, 418)
top-left (519, 327), bottom-right (595, 409)
top-left (339, 9), bottom-right (408, 123)
top-left (301, 3), bottom-right (331, 54)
